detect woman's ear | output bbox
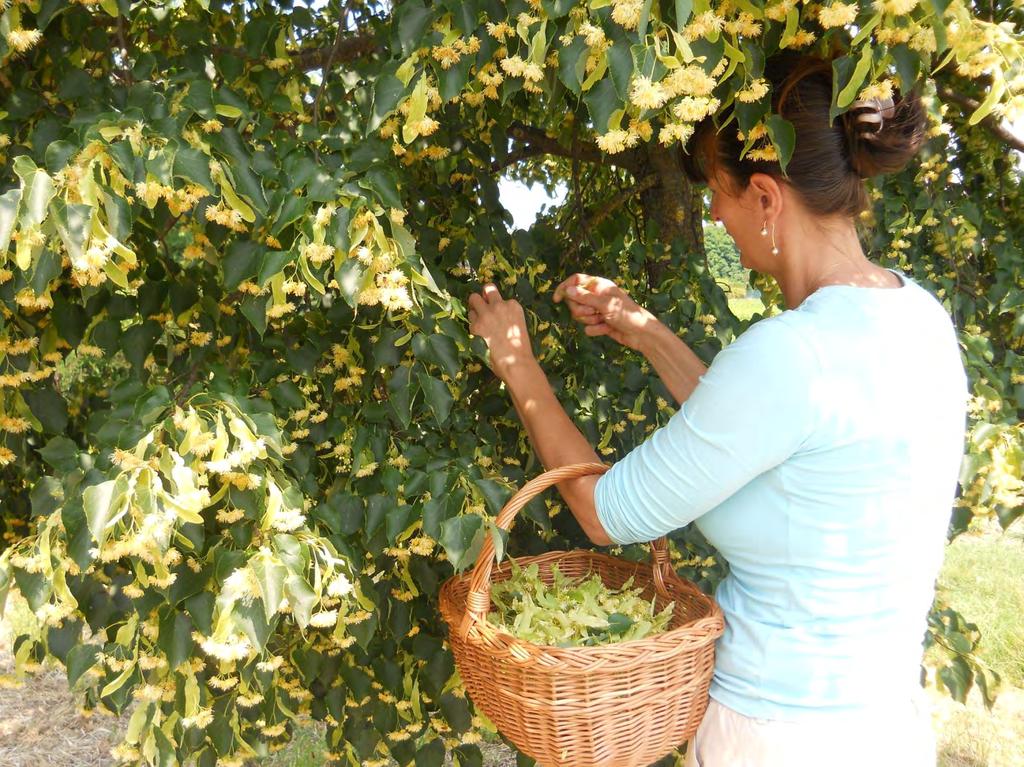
[747,172,784,219]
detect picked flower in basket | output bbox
[439,463,725,767]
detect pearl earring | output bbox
[771,224,779,256]
[760,220,768,236]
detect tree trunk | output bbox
[636,143,706,286]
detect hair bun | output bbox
[842,90,926,178]
[847,97,896,141]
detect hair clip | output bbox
[848,97,896,141]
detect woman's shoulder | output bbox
[720,312,822,374]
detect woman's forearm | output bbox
[503,358,613,546]
[639,322,708,405]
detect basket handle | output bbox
[457,462,676,641]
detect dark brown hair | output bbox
[681,52,927,217]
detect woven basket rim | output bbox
[439,547,724,661]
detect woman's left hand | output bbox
[467,283,535,383]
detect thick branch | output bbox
[290,34,378,70]
[501,122,639,172]
[937,85,1024,153]
[209,34,378,72]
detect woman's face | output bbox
[708,173,770,273]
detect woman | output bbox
[467,54,967,767]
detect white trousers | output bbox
[683,695,936,767]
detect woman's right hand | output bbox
[553,274,662,353]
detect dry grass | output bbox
[0,617,126,767]
[932,686,1024,767]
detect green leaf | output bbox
[13,155,55,228]
[30,476,63,518]
[13,568,50,611]
[121,321,162,375]
[606,612,634,635]
[184,592,215,635]
[38,436,79,473]
[44,140,78,173]
[364,494,390,538]
[889,44,921,91]
[387,364,417,428]
[24,385,69,434]
[489,522,509,563]
[158,610,194,671]
[271,381,305,410]
[675,0,694,27]
[234,599,276,653]
[66,644,101,687]
[30,248,61,294]
[765,115,796,175]
[440,515,486,572]
[829,55,857,122]
[372,74,406,131]
[398,2,433,57]
[173,147,215,191]
[53,297,87,347]
[557,36,590,96]
[607,41,634,102]
[0,189,22,258]
[584,78,620,134]
[84,477,122,546]
[50,200,91,264]
[412,333,461,379]
[335,258,367,308]
[284,573,317,629]
[416,739,446,767]
[416,373,453,426]
[251,556,288,622]
[47,620,82,663]
[836,44,873,110]
[240,294,270,337]
[939,656,973,703]
[363,167,403,209]
[472,477,512,516]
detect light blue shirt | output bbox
[595,273,967,721]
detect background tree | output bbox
[0,0,1021,765]
[702,222,747,288]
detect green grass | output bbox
[933,525,1024,687]
[727,297,764,322]
[261,721,327,766]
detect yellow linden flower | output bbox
[875,0,918,13]
[818,1,858,28]
[673,96,720,122]
[684,11,726,41]
[595,129,633,154]
[579,21,606,46]
[737,78,770,103]
[663,65,717,97]
[857,79,895,102]
[658,122,695,146]
[630,75,670,110]
[6,28,43,55]
[611,0,644,29]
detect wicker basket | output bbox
[438,463,724,767]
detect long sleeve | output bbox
[594,317,821,545]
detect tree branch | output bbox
[312,20,348,161]
[566,174,659,258]
[208,33,378,73]
[290,34,378,70]
[497,122,639,172]
[936,85,1024,153]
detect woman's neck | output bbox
[771,218,898,308]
